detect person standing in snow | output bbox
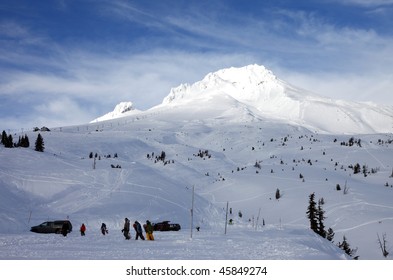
[101,223,108,235]
[80,223,86,236]
[61,221,70,237]
[144,220,154,241]
[122,218,131,240]
[133,221,145,240]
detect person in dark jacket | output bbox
[101,223,108,235]
[61,221,70,237]
[121,218,131,240]
[133,221,145,240]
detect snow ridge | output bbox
[91,101,139,123]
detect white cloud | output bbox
[336,0,393,6]
[0,47,256,130]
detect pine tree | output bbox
[326,227,335,242]
[17,136,22,147]
[306,193,318,233]
[7,134,13,148]
[35,133,45,152]
[353,163,361,174]
[338,235,358,259]
[316,199,326,238]
[275,188,281,200]
[1,130,6,146]
[2,130,13,148]
[24,134,30,148]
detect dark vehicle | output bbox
[30,220,73,234]
[152,221,181,231]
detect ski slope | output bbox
[1,65,392,260]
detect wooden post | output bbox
[190,185,194,239]
[225,201,229,234]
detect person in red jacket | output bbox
[80,223,86,236]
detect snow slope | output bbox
[1,65,392,260]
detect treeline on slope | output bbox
[1,130,44,152]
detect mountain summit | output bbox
[93,65,392,134]
[160,64,393,134]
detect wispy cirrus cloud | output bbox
[334,0,393,6]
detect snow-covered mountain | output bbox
[91,101,140,123]
[160,64,393,134]
[92,65,392,134]
[1,64,393,261]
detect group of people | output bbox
[78,219,154,241]
[122,218,154,241]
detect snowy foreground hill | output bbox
[1,65,393,260]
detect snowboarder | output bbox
[133,221,145,240]
[61,221,70,237]
[122,218,131,240]
[80,223,86,236]
[144,220,154,241]
[101,223,108,235]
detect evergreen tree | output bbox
[326,227,335,242]
[24,134,30,148]
[1,130,13,148]
[306,193,318,233]
[316,199,326,238]
[35,133,45,152]
[7,134,13,148]
[338,235,358,259]
[275,188,281,200]
[353,163,361,174]
[160,151,166,162]
[1,130,7,145]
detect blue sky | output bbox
[1,0,393,130]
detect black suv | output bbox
[30,220,73,234]
[152,221,181,231]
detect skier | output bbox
[101,223,108,235]
[144,220,154,241]
[80,223,86,236]
[133,221,145,240]
[121,218,131,240]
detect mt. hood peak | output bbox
[161,64,393,134]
